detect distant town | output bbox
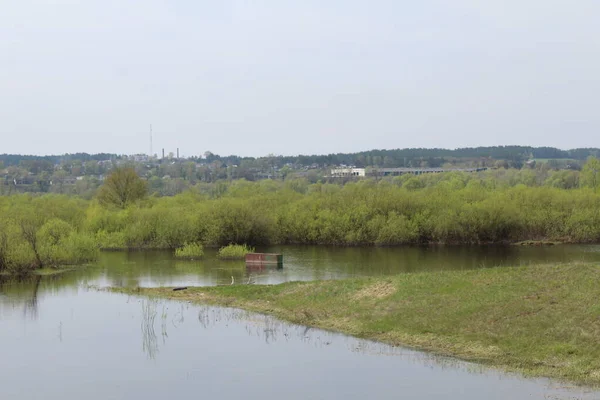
[1,145,598,196]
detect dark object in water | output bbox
[245,253,283,267]
[172,287,188,291]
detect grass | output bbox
[34,267,79,276]
[114,262,600,386]
[174,243,204,259]
[216,244,255,260]
[512,240,563,246]
[0,266,78,276]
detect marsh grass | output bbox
[115,262,600,386]
[141,299,159,359]
[216,244,255,260]
[174,243,204,259]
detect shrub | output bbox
[95,230,127,250]
[60,233,99,264]
[40,230,99,267]
[0,230,9,272]
[154,208,199,249]
[216,244,255,260]
[38,218,74,246]
[375,212,419,245]
[207,199,275,246]
[123,209,158,248]
[174,242,204,259]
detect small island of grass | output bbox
[216,244,255,260]
[174,243,204,259]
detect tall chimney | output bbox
[162,148,165,159]
[177,148,179,159]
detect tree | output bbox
[97,167,147,208]
[19,215,44,269]
[581,156,600,192]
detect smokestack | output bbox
[162,148,165,159]
[177,148,179,159]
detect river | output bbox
[1,245,599,399]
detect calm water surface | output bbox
[1,245,600,399]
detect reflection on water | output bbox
[2,244,600,327]
[3,244,600,314]
[0,286,598,399]
[123,295,597,400]
[140,299,159,359]
[0,275,44,319]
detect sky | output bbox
[1,0,598,157]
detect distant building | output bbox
[131,154,149,163]
[370,167,488,177]
[330,168,366,177]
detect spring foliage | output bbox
[217,244,255,260]
[97,167,147,209]
[3,166,600,273]
[0,195,98,273]
[174,243,204,259]
[87,172,600,246]
[581,156,600,192]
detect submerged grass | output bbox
[216,244,255,260]
[114,262,600,386]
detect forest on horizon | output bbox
[1,145,599,169]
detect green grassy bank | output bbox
[117,263,600,386]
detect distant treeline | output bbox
[165,146,600,168]
[0,153,120,167]
[281,146,600,168]
[2,146,600,169]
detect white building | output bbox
[330,168,366,178]
[131,154,149,162]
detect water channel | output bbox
[2,245,600,399]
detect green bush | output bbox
[174,242,204,259]
[0,229,10,272]
[375,212,419,245]
[42,232,99,266]
[123,208,158,248]
[153,207,200,249]
[0,207,98,273]
[207,199,275,246]
[4,172,600,267]
[95,230,127,250]
[217,244,255,260]
[38,218,74,246]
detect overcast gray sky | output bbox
[1,1,598,157]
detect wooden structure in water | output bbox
[245,253,283,268]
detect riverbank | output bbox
[115,262,600,386]
[0,266,79,277]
